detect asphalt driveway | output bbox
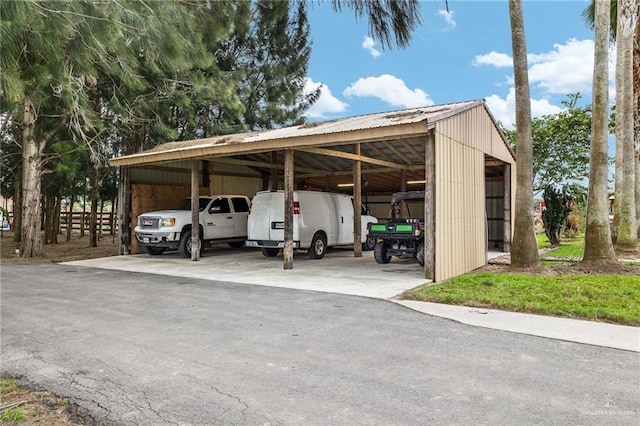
[2,264,638,425]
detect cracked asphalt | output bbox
[1,263,639,425]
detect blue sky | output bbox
[303,0,610,130]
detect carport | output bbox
[110,99,515,282]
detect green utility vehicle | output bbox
[367,191,425,266]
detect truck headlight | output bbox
[160,218,176,227]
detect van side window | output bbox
[210,198,231,214]
[231,197,249,213]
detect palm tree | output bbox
[582,0,639,247]
[613,0,638,250]
[508,0,539,268]
[582,0,617,262]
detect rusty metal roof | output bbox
[111,100,484,166]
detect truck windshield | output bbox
[174,198,209,212]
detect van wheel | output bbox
[178,230,204,258]
[416,242,425,266]
[143,246,166,256]
[363,236,376,251]
[261,248,279,257]
[374,241,391,264]
[308,233,327,259]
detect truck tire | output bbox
[308,232,327,259]
[363,236,376,251]
[143,245,166,256]
[178,230,203,258]
[374,241,391,264]
[261,248,279,257]
[416,242,425,266]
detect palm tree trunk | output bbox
[508,0,539,268]
[582,0,617,262]
[614,0,638,250]
[634,1,640,238]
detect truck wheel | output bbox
[261,248,279,257]
[308,233,327,259]
[228,241,245,248]
[416,242,425,266]
[374,241,391,264]
[363,236,376,251]
[178,230,203,258]
[143,246,166,256]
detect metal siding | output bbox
[130,167,190,185]
[210,175,263,199]
[435,133,486,282]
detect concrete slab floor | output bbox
[64,246,430,300]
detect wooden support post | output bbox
[191,160,201,261]
[424,132,436,280]
[400,169,408,217]
[325,175,332,192]
[118,166,131,255]
[353,143,362,257]
[283,149,294,269]
[503,164,512,253]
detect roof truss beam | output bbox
[296,147,407,170]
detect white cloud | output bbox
[473,51,513,68]
[343,74,434,108]
[362,36,381,58]
[474,39,615,96]
[527,39,596,94]
[438,9,456,30]
[485,88,564,130]
[303,78,348,119]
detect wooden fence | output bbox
[59,212,115,233]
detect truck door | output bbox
[206,197,235,239]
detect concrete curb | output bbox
[393,300,640,352]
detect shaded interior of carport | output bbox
[110,100,516,282]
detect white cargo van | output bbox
[246,190,378,259]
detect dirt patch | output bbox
[483,249,639,275]
[0,376,89,426]
[0,231,119,264]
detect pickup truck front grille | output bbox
[139,217,160,229]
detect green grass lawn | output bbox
[405,273,640,325]
[401,232,640,325]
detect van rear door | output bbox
[248,191,285,243]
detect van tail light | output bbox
[293,201,300,214]
[414,223,421,237]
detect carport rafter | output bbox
[296,146,407,170]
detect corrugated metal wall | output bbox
[433,105,506,281]
[130,160,263,199]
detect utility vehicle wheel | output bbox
[143,246,166,256]
[308,233,327,259]
[363,236,376,251]
[261,247,280,257]
[373,241,391,264]
[178,230,203,258]
[228,241,245,248]
[416,242,425,266]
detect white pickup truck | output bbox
[134,195,250,257]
